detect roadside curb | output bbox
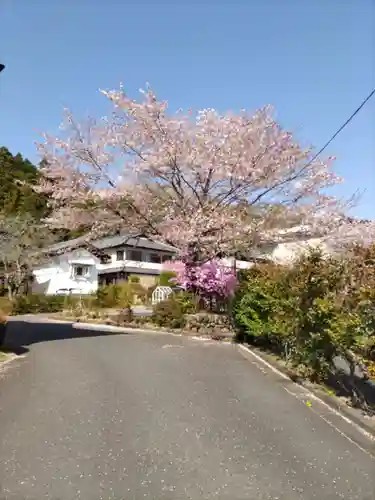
[44,317,188,336]
[43,316,234,339]
[237,343,375,442]
[72,322,234,339]
[13,316,180,336]
[8,314,235,341]
[72,322,182,336]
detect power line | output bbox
[306,87,375,167]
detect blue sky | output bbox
[1,0,374,218]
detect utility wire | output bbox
[306,87,375,167]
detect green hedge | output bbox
[7,294,95,315]
[95,283,135,308]
[12,294,67,315]
[232,247,375,383]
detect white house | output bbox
[32,229,334,296]
[260,219,373,264]
[264,237,332,265]
[32,233,262,296]
[32,234,178,295]
[33,248,100,296]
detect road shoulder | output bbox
[237,343,375,457]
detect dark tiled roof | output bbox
[93,234,176,252]
[47,236,89,253]
[47,233,177,255]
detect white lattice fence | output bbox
[151,286,172,305]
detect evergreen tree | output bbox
[0,147,49,219]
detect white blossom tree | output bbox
[36,84,373,263]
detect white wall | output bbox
[33,250,98,295]
[269,238,330,265]
[33,246,172,296]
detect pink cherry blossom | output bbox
[35,83,374,261]
[165,260,237,299]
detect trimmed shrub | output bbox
[12,294,66,315]
[117,282,134,308]
[232,249,369,382]
[129,282,147,304]
[63,295,97,318]
[96,282,149,307]
[152,297,186,329]
[64,295,96,311]
[95,284,120,308]
[232,272,293,350]
[95,283,134,309]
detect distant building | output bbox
[32,229,341,296]
[32,232,262,295]
[32,234,178,295]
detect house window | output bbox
[129,250,143,261]
[149,253,161,264]
[161,254,173,263]
[116,250,124,261]
[73,265,90,278]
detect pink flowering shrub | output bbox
[165,260,237,310]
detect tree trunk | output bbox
[7,284,13,301]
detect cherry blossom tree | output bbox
[36,83,373,263]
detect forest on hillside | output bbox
[0,146,87,238]
[0,147,86,297]
[0,146,49,219]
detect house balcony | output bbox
[97,260,164,275]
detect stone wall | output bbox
[183,312,234,338]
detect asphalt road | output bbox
[0,321,374,500]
